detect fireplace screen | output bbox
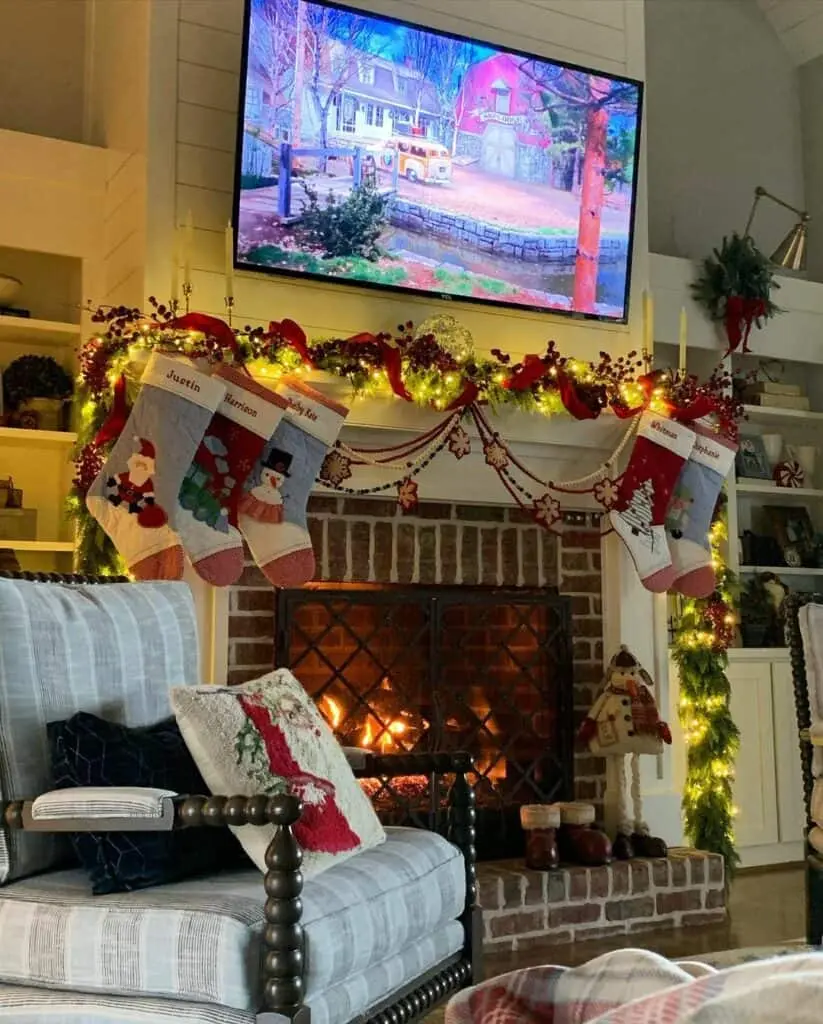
[274,584,574,858]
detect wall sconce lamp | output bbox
[744,186,810,271]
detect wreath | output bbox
[692,232,781,355]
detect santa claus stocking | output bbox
[86,353,225,580]
[238,377,348,587]
[667,423,737,598]
[609,412,695,592]
[175,366,287,586]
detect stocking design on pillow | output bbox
[170,669,385,877]
[237,693,361,854]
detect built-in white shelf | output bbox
[727,647,791,661]
[736,480,823,499]
[6,540,74,553]
[0,427,77,447]
[0,317,81,348]
[742,403,823,425]
[739,565,823,576]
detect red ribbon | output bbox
[344,332,412,402]
[93,373,130,447]
[724,295,767,355]
[167,312,240,358]
[670,396,718,424]
[446,381,479,410]
[556,370,601,421]
[501,354,546,391]
[268,318,313,366]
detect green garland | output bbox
[672,500,740,874]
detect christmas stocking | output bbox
[667,423,737,598]
[609,412,695,592]
[175,366,288,587]
[86,353,226,580]
[238,377,348,587]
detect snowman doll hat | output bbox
[262,447,292,477]
[607,644,655,690]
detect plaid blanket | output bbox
[445,949,823,1024]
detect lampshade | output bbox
[770,219,808,271]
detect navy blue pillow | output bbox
[48,712,242,895]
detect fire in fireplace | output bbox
[274,584,574,858]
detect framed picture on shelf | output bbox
[736,435,772,481]
[763,505,816,567]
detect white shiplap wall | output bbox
[174,0,647,360]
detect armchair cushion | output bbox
[47,713,240,894]
[171,670,385,877]
[0,827,465,1019]
[0,578,199,885]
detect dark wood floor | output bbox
[425,864,806,1023]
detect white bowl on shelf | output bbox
[0,276,22,306]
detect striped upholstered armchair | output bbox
[0,573,480,1023]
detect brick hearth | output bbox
[228,495,607,812]
[479,851,726,950]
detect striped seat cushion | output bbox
[0,924,463,1024]
[0,579,199,885]
[0,827,465,1012]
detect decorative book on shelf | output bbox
[743,382,810,411]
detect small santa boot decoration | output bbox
[578,646,672,860]
[555,802,612,867]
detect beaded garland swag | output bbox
[68,301,745,870]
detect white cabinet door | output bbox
[728,661,780,848]
[771,660,807,847]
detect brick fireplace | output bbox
[226,494,727,944]
[228,494,608,825]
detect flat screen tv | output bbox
[234,0,643,322]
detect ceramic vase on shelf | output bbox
[793,446,817,487]
[762,434,784,468]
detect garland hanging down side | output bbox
[671,495,740,873]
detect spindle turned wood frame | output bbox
[0,572,482,1024]
[785,592,823,946]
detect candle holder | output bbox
[224,295,234,327]
[182,282,193,314]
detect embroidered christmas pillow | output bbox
[170,670,386,877]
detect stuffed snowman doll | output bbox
[577,645,672,859]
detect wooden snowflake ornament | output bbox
[397,477,419,514]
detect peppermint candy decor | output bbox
[773,459,804,488]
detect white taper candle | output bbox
[225,222,235,301]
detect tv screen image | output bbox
[235,0,643,321]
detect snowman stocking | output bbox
[666,423,737,598]
[238,377,348,587]
[609,412,695,592]
[175,366,288,587]
[86,353,225,580]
